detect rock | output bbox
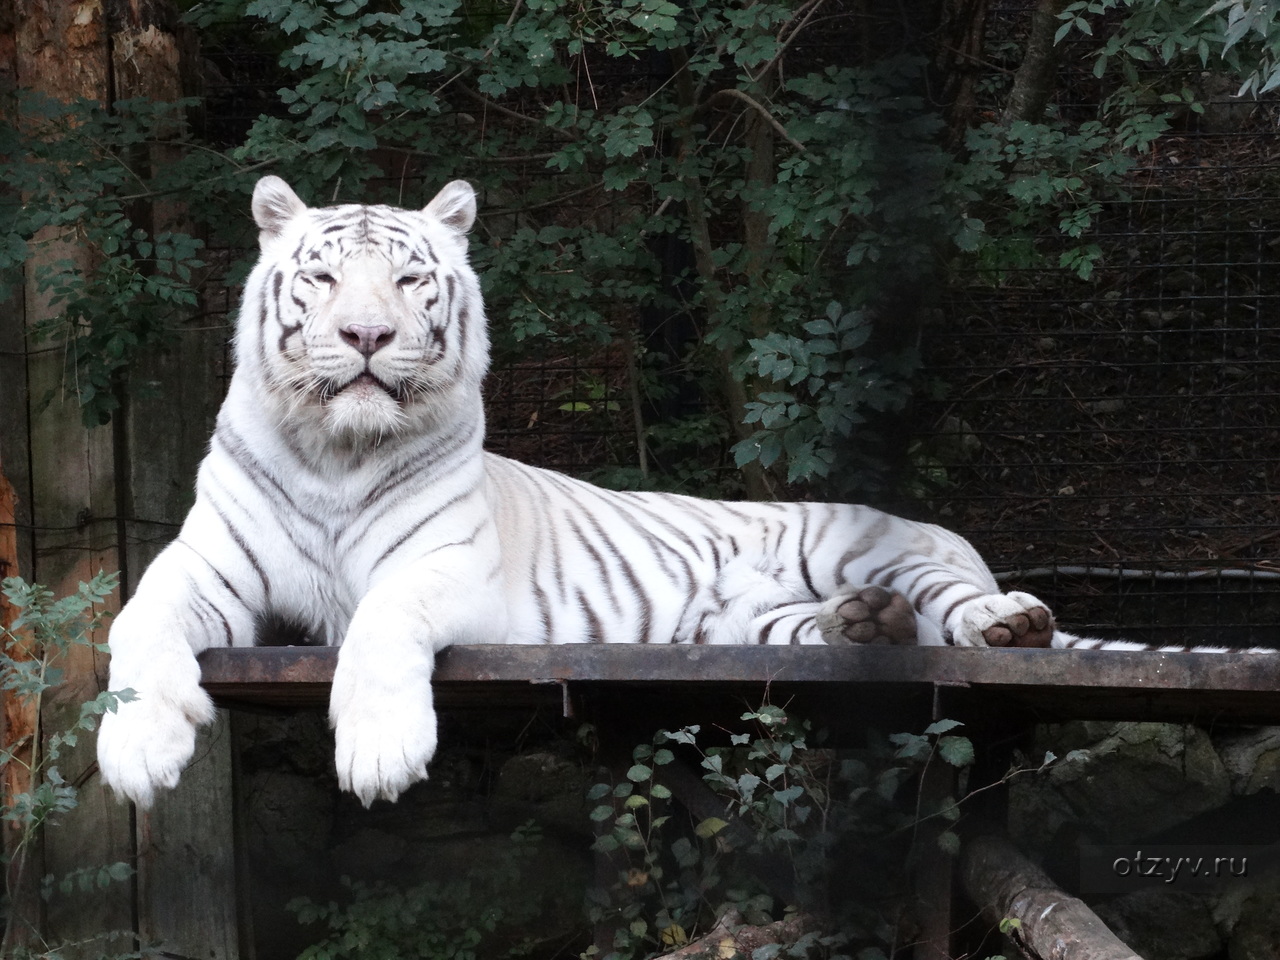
[237,710,335,777]
[1094,888,1222,960]
[241,768,336,959]
[1010,723,1231,852]
[1213,727,1280,795]
[1216,868,1280,960]
[244,769,334,869]
[492,750,593,834]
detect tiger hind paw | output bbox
[817,586,918,645]
[953,591,1054,648]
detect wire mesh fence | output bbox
[914,28,1280,645]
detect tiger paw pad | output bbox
[981,605,1053,648]
[818,586,918,645]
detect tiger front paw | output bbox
[953,591,1054,648]
[818,586,918,645]
[330,665,439,806]
[96,684,217,808]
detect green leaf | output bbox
[659,726,699,746]
[938,736,975,768]
[735,772,762,798]
[591,833,620,853]
[694,817,728,839]
[772,785,804,806]
[889,731,930,760]
[923,718,963,736]
[937,829,961,856]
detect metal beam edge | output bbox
[198,644,1280,694]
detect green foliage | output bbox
[960,116,1138,282]
[952,0,1280,294]
[289,822,547,960]
[215,0,949,495]
[736,302,916,484]
[6,0,950,494]
[0,93,243,426]
[1056,0,1280,95]
[0,573,139,959]
[8,0,1276,492]
[584,705,977,960]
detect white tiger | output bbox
[96,177,1165,809]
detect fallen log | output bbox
[960,832,1144,960]
[652,908,817,960]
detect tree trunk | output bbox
[932,0,992,147]
[669,46,771,499]
[1001,0,1071,125]
[738,103,780,499]
[961,831,1146,960]
[11,3,134,950]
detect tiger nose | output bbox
[339,323,395,357]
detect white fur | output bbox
[99,177,1237,810]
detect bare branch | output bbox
[705,88,807,154]
[454,82,573,138]
[750,0,830,84]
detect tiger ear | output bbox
[424,180,476,234]
[252,176,308,238]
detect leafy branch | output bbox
[0,573,138,959]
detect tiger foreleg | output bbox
[330,603,440,807]
[329,550,507,807]
[97,618,216,807]
[97,551,242,807]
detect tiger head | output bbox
[236,176,489,443]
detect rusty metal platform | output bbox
[198,645,1280,724]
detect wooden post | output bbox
[103,0,240,952]
[11,1,136,949]
[1,8,39,944]
[6,0,238,954]
[0,469,22,808]
[912,742,956,960]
